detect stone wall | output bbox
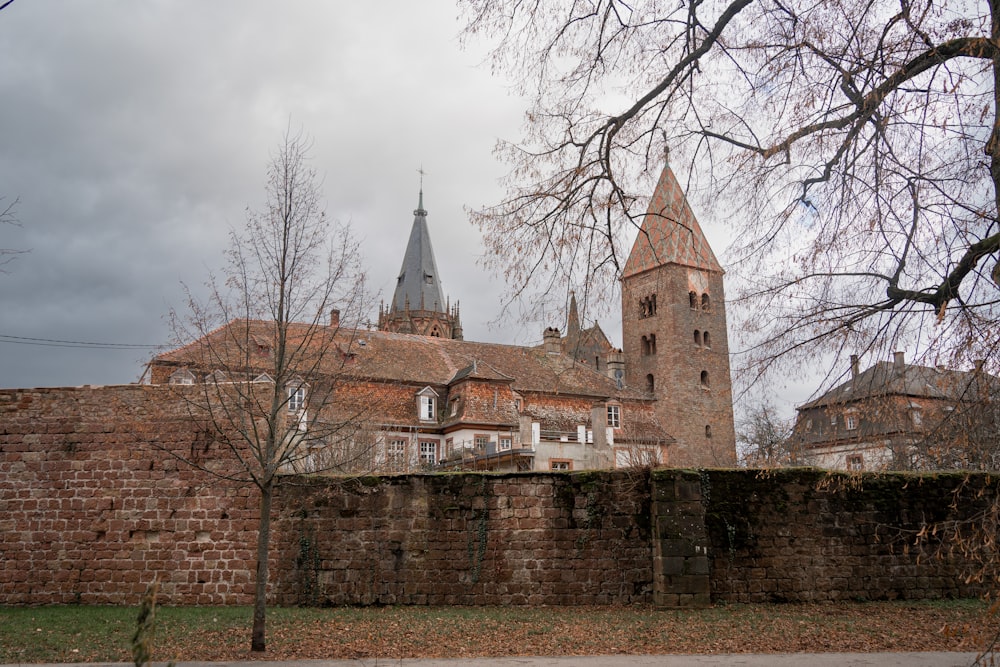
[704,469,994,602]
[1,385,997,606]
[269,472,653,607]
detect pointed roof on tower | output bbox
[622,162,723,277]
[391,188,447,313]
[566,291,581,340]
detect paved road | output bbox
[10,654,986,667]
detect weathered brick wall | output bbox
[0,385,258,605]
[704,469,995,602]
[269,471,654,606]
[2,385,997,607]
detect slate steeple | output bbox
[378,185,462,339]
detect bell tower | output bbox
[620,162,736,466]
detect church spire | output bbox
[566,291,581,340]
[378,176,462,338]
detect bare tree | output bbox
[0,196,25,272]
[459,0,1000,388]
[166,130,367,652]
[737,402,796,467]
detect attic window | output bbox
[169,368,195,385]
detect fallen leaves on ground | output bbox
[152,601,995,662]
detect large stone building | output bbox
[149,163,736,470]
[792,352,999,471]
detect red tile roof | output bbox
[622,162,722,277]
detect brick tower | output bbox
[621,162,736,466]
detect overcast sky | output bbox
[0,1,530,389]
[0,1,801,414]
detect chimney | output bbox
[329,309,340,328]
[606,348,625,385]
[850,354,859,380]
[893,351,905,370]
[543,327,561,355]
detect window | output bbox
[694,330,702,347]
[705,425,712,438]
[689,291,698,309]
[639,294,657,318]
[419,395,437,421]
[700,370,710,388]
[703,331,711,348]
[911,409,923,427]
[169,368,195,385]
[515,398,522,412]
[847,454,864,471]
[830,414,837,427]
[846,414,857,430]
[607,405,621,429]
[387,439,406,470]
[449,397,459,416]
[641,335,650,355]
[701,293,711,310]
[287,385,306,413]
[646,374,655,392]
[648,333,656,354]
[550,459,572,471]
[474,434,490,451]
[419,440,438,466]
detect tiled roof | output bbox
[800,361,997,410]
[153,320,647,399]
[622,162,722,277]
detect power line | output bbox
[0,334,168,350]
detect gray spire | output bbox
[391,190,446,314]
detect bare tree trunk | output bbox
[251,480,273,652]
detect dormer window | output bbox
[169,368,195,385]
[416,387,438,422]
[287,383,306,413]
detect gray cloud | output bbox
[0,0,538,389]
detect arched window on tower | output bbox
[703,331,711,348]
[649,334,656,354]
[694,330,702,347]
[646,374,655,392]
[701,293,711,311]
[700,370,710,388]
[705,425,712,438]
[689,291,698,309]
